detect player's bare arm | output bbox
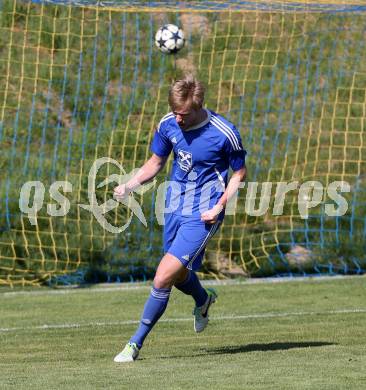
[201,166,247,224]
[113,153,168,199]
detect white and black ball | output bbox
[155,24,185,54]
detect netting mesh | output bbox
[0,0,365,286]
[30,1,366,12]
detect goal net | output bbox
[0,0,365,286]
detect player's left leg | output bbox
[174,270,208,307]
[114,253,186,363]
[175,270,218,333]
[169,217,222,332]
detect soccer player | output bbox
[113,75,247,362]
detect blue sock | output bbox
[130,286,171,348]
[175,271,208,307]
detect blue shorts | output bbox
[163,213,222,271]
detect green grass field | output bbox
[1,276,365,389]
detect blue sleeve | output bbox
[150,122,173,157]
[224,126,246,171]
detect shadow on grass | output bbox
[158,341,335,359]
[203,341,336,355]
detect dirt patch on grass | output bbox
[180,14,211,36]
[176,53,196,75]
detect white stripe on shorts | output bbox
[187,220,221,270]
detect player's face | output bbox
[173,106,200,130]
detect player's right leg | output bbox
[113,342,139,363]
[114,253,187,363]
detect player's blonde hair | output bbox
[168,75,205,111]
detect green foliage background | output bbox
[0,0,365,285]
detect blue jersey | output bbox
[150,109,246,217]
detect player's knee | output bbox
[153,273,173,289]
[174,268,189,285]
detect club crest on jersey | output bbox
[177,149,192,172]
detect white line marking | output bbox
[2,285,151,297]
[1,309,365,333]
[2,275,365,298]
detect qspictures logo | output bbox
[18,158,351,233]
[18,158,154,234]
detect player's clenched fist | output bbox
[201,204,223,224]
[113,184,130,201]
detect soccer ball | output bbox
[155,24,185,54]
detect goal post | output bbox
[0,0,365,286]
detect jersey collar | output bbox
[184,109,211,131]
